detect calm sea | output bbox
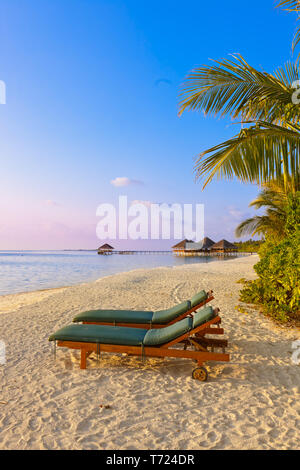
[0,250,241,296]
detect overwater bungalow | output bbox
[200,237,215,251]
[210,239,237,253]
[172,239,211,256]
[97,243,114,255]
[172,239,194,256]
[172,237,237,256]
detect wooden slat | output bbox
[80,350,86,369]
[58,340,229,364]
[198,327,224,336]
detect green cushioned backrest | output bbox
[192,306,215,329]
[151,300,191,324]
[143,317,192,346]
[190,290,208,308]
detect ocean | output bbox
[0,250,241,296]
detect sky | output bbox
[0,0,297,249]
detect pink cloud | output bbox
[44,200,61,207]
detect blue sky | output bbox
[0,0,297,249]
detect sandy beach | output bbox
[0,255,299,450]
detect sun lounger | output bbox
[72,289,214,329]
[49,306,229,381]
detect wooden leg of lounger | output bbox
[189,338,208,352]
[196,328,224,336]
[80,349,87,369]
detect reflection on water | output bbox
[0,250,241,296]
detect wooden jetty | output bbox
[97,238,251,257]
[98,250,172,255]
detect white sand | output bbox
[0,255,299,450]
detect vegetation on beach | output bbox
[179,1,300,322]
[234,240,264,253]
[235,178,299,239]
[239,194,300,322]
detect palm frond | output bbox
[179,6,300,191]
[235,215,286,238]
[235,216,272,237]
[235,179,291,238]
[195,121,300,189]
[278,0,300,10]
[178,54,294,121]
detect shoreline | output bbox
[0,252,258,299]
[0,254,259,316]
[0,254,299,450]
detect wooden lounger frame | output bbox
[81,290,215,329]
[56,313,229,370]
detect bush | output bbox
[234,240,264,253]
[239,193,300,323]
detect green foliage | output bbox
[179,51,300,190]
[239,194,300,323]
[178,1,300,323]
[235,179,298,239]
[285,191,300,234]
[234,240,264,253]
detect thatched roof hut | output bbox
[200,237,215,251]
[172,238,217,253]
[98,244,114,254]
[211,239,237,252]
[172,239,193,250]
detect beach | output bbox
[0,254,299,450]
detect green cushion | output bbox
[73,309,154,324]
[190,290,208,308]
[152,300,191,324]
[192,306,215,329]
[72,290,208,326]
[49,307,216,349]
[143,317,193,346]
[49,324,147,346]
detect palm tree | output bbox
[236,186,287,239]
[178,2,300,192]
[235,176,300,238]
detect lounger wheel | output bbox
[192,367,208,382]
